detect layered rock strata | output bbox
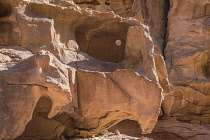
[163,0,210,119]
[0,0,171,139]
[0,0,209,139]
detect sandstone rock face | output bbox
[163,0,210,117]
[74,69,162,136]
[0,0,209,139]
[0,50,72,139]
[160,0,210,139]
[0,0,171,139]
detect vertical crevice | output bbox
[163,0,170,59]
[140,0,149,24]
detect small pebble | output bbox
[115,129,120,135]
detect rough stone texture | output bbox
[73,69,162,136]
[0,0,210,139]
[160,0,210,139]
[0,0,172,139]
[0,50,71,139]
[163,0,210,117]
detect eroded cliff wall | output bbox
[0,0,209,140]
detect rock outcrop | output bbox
[161,0,210,139]
[0,0,171,139]
[163,0,210,119]
[0,0,209,140]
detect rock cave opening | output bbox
[16,97,54,139]
[108,119,142,137]
[75,22,129,63]
[86,31,126,63]
[0,2,11,18]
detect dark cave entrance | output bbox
[75,22,129,63]
[0,2,11,18]
[86,31,126,63]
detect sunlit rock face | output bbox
[0,0,209,139]
[0,0,172,139]
[159,1,210,139]
[163,0,210,116]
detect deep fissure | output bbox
[163,0,171,59]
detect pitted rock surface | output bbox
[0,0,209,140]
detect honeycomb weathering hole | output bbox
[87,31,126,63]
[76,30,127,63]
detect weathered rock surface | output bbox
[163,0,210,118]
[0,0,171,139]
[0,0,209,139]
[0,50,72,139]
[73,69,162,136]
[161,0,210,139]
